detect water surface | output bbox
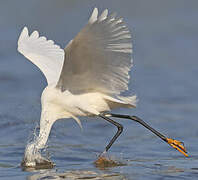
[0,0,198,179]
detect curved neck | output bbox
[35,111,55,150]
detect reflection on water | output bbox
[27,170,127,180]
[0,0,198,179]
[156,165,184,174]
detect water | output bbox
[0,0,198,179]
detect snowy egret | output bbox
[18,8,188,168]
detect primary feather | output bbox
[57,8,133,95]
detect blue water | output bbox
[0,0,198,179]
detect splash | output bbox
[21,141,54,170]
[21,126,54,170]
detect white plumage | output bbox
[18,27,64,85]
[18,8,136,167]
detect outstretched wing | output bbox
[18,27,64,85]
[57,8,133,94]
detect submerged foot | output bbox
[94,151,125,169]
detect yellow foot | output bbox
[166,138,188,157]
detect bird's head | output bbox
[21,139,54,169]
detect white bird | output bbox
[18,8,188,168]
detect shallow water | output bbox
[0,0,198,179]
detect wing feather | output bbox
[57,8,133,94]
[18,27,64,85]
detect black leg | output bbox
[106,113,167,142]
[99,114,123,152]
[103,113,188,157]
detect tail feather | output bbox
[103,94,137,109]
[116,95,137,108]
